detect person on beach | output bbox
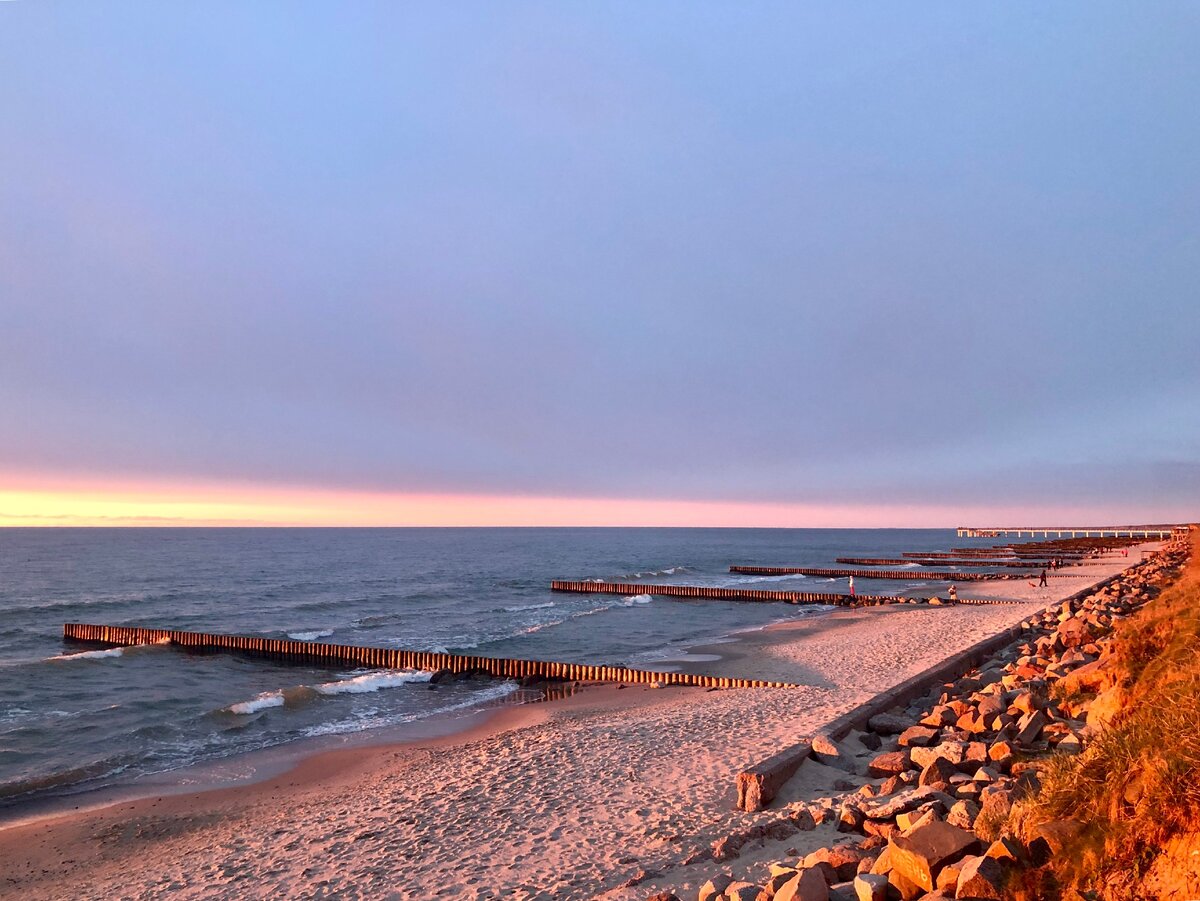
[848,575,855,597]
[948,584,957,603]
[1039,568,1048,587]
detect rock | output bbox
[811,734,854,770]
[909,742,966,770]
[955,853,1005,899]
[984,836,1024,865]
[774,868,830,901]
[859,731,883,751]
[887,821,980,892]
[897,726,938,748]
[935,859,964,891]
[836,805,865,834]
[895,807,936,833]
[645,894,681,901]
[946,799,979,831]
[867,713,911,736]
[725,882,764,901]
[852,874,888,901]
[803,846,866,882]
[766,870,800,895]
[861,786,942,820]
[1086,686,1125,731]
[886,866,925,901]
[918,757,958,788]
[698,874,734,901]
[987,740,1014,768]
[1029,818,1084,858]
[867,750,911,777]
[712,835,743,861]
[861,819,899,840]
[1056,616,1091,649]
[1014,710,1047,746]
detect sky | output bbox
[1,3,1198,527]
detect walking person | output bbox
[1039,568,1048,587]
[948,584,958,603]
[848,575,855,597]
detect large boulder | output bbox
[897,726,938,748]
[1056,616,1092,649]
[955,853,1005,899]
[867,713,911,735]
[887,820,980,892]
[909,741,967,770]
[698,873,734,901]
[774,868,830,901]
[867,750,911,777]
[852,873,888,901]
[724,882,764,901]
[918,756,959,788]
[802,845,867,882]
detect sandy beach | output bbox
[0,552,1149,901]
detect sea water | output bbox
[0,527,977,806]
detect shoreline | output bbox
[0,549,1152,900]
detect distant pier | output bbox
[62,623,796,689]
[727,566,1015,582]
[956,525,1181,539]
[835,557,1049,569]
[549,580,905,606]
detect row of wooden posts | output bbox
[727,565,1014,583]
[548,580,904,607]
[62,623,798,689]
[836,557,1050,568]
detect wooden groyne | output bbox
[549,580,904,607]
[62,623,795,689]
[727,566,1015,582]
[836,557,1048,569]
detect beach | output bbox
[0,550,1148,900]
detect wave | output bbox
[314,670,431,695]
[622,594,653,606]
[47,647,126,662]
[287,629,335,641]
[717,573,807,587]
[227,691,285,715]
[300,681,523,739]
[502,602,555,613]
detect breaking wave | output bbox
[314,670,432,695]
[287,629,335,641]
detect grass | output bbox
[1005,531,1200,900]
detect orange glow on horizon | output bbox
[0,472,1147,528]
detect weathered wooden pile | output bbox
[648,541,1188,901]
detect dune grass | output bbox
[1007,531,1199,900]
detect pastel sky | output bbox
[2,3,1198,526]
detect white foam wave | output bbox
[228,691,285,715]
[503,602,555,613]
[722,573,807,586]
[622,594,653,606]
[314,670,431,695]
[300,681,522,739]
[48,647,126,661]
[287,629,335,641]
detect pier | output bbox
[956,525,1181,539]
[61,623,796,689]
[727,566,1015,582]
[835,557,1049,569]
[549,580,905,606]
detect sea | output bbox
[0,527,983,810]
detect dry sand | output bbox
[0,552,1147,900]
